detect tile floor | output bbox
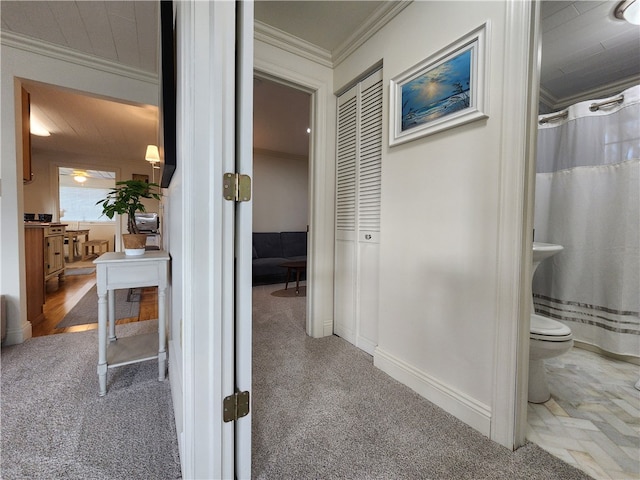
[527,346,640,479]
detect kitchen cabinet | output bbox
[24,224,66,324]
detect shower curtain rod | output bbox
[538,110,568,125]
[539,94,626,125]
[589,94,624,112]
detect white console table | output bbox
[94,251,170,396]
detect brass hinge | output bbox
[223,390,250,422]
[223,173,251,202]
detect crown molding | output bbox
[538,86,557,111]
[540,76,640,111]
[255,21,333,68]
[1,30,158,85]
[253,147,308,162]
[333,0,412,67]
[255,1,411,69]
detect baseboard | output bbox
[334,324,355,345]
[323,319,334,337]
[356,335,376,356]
[1,320,32,346]
[374,347,492,437]
[168,339,184,465]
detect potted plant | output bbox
[96,179,162,256]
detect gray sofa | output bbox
[252,232,307,285]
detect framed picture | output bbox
[132,173,149,183]
[159,0,176,188]
[389,22,489,146]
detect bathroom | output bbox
[526,2,639,479]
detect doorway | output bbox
[21,81,160,337]
[252,73,312,326]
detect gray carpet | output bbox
[252,283,593,480]
[55,286,141,329]
[0,320,181,479]
[270,285,306,297]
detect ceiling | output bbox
[1,1,639,161]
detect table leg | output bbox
[97,290,108,396]
[284,267,291,290]
[295,268,301,295]
[108,289,116,342]
[157,286,167,381]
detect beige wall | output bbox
[253,150,308,232]
[23,150,160,253]
[334,0,534,440]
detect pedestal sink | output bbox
[532,242,564,276]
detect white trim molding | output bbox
[333,0,412,67]
[540,75,640,112]
[0,30,158,86]
[491,0,539,450]
[374,347,492,436]
[255,21,333,68]
[255,1,411,69]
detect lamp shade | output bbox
[145,145,160,163]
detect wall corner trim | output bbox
[0,31,158,85]
[254,21,333,68]
[333,0,412,67]
[374,347,492,437]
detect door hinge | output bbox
[223,173,251,202]
[223,390,250,422]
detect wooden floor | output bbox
[33,264,158,337]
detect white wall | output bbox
[253,150,308,232]
[0,40,158,345]
[334,0,535,444]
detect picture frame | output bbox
[132,173,150,194]
[389,22,489,146]
[159,0,176,188]
[132,173,149,183]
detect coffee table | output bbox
[280,260,307,295]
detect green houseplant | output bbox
[97,179,161,255]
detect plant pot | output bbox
[122,234,147,256]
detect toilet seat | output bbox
[530,314,573,342]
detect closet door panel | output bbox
[334,70,382,352]
[334,85,358,341]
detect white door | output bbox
[234,1,254,477]
[334,70,383,355]
[178,1,253,478]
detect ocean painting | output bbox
[400,49,473,132]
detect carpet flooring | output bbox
[55,286,141,329]
[252,283,593,480]
[0,320,181,479]
[270,285,306,297]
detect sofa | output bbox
[252,232,307,285]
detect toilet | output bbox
[528,242,574,403]
[529,314,573,403]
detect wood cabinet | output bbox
[45,228,65,279]
[25,224,66,324]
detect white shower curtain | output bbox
[534,85,640,358]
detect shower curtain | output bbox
[534,85,639,358]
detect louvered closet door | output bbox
[334,69,383,354]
